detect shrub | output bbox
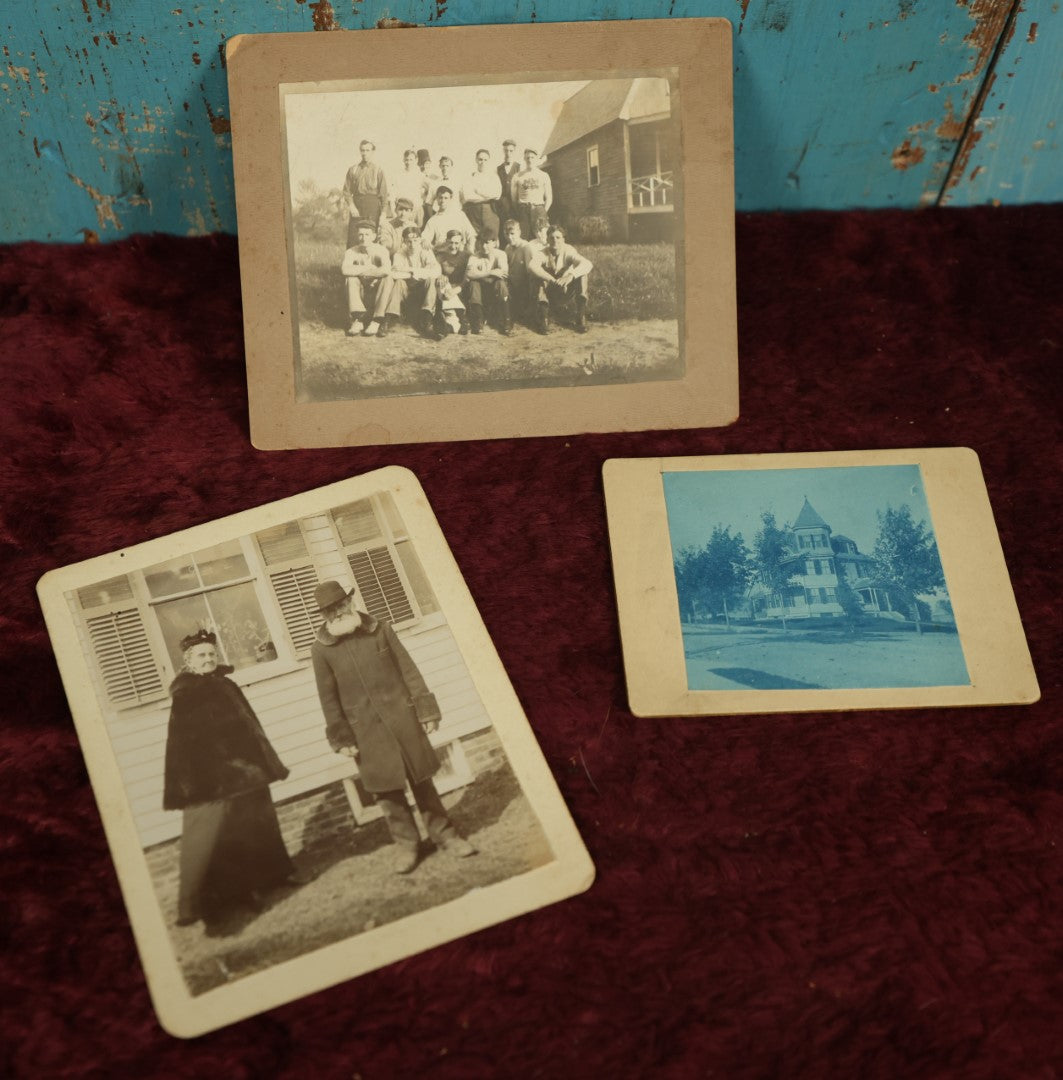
[575,215,611,244]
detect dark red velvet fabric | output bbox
[1,206,1060,1076]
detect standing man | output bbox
[391,149,428,226]
[459,149,503,242]
[341,220,392,337]
[511,148,552,244]
[311,581,476,875]
[343,140,389,245]
[495,139,520,228]
[528,224,593,334]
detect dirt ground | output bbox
[681,622,970,691]
[160,763,553,996]
[296,316,682,401]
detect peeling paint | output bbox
[376,17,419,28]
[1027,22,1038,43]
[935,97,965,140]
[955,0,1015,84]
[192,52,201,65]
[891,138,925,169]
[7,64,31,85]
[309,0,341,31]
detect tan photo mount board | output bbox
[37,466,595,1037]
[228,19,737,448]
[604,448,1040,717]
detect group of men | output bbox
[339,140,593,339]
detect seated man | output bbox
[502,218,535,324]
[434,229,471,335]
[377,198,420,256]
[463,229,511,335]
[527,224,593,335]
[420,187,476,253]
[378,225,441,340]
[341,219,392,337]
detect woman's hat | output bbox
[314,580,353,614]
[180,628,217,651]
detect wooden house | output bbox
[64,490,501,859]
[542,77,676,243]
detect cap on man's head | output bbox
[314,580,353,614]
[394,197,415,212]
[354,219,376,234]
[502,138,517,148]
[180,627,217,652]
[445,228,465,241]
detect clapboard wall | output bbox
[1,1,1059,242]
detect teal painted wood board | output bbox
[1,0,1056,241]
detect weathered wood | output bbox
[0,0,1053,241]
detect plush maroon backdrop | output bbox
[1,206,1060,1077]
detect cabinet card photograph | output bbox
[604,449,1039,716]
[37,467,594,1037]
[228,19,737,448]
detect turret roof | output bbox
[792,497,831,531]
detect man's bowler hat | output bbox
[314,580,353,614]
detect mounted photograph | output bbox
[37,467,593,1037]
[603,449,1039,716]
[228,19,737,447]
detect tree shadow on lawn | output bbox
[708,667,825,690]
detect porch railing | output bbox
[630,171,674,208]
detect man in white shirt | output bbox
[390,150,428,226]
[528,224,593,335]
[459,149,503,243]
[420,188,476,253]
[340,220,392,337]
[463,229,511,336]
[378,225,441,339]
[510,148,553,244]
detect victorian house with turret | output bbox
[748,498,897,622]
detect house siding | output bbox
[548,119,630,242]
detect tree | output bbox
[673,546,706,623]
[752,511,797,631]
[292,180,344,240]
[871,504,945,635]
[699,525,751,629]
[833,574,865,634]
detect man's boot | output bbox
[575,296,588,334]
[469,304,484,335]
[499,299,513,336]
[536,302,551,335]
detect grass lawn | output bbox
[292,230,682,401]
[681,621,970,691]
[160,762,554,996]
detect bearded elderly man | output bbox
[310,580,476,874]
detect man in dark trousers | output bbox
[311,580,476,874]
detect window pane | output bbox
[197,539,250,586]
[78,575,134,610]
[395,540,438,616]
[145,555,200,598]
[257,520,309,566]
[333,499,382,546]
[205,583,272,669]
[378,492,407,539]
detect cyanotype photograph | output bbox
[662,464,969,692]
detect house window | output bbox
[255,520,321,656]
[331,493,438,628]
[587,145,600,187]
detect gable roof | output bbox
[792,498,831,531]
[543,78,671,157]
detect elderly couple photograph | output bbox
[163,580,475,929]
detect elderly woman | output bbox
[163,629,305,926]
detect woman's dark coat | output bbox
[311,613,440,793]
[162,666,290,811]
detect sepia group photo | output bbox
[282,72,684,402]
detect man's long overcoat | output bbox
[311,613,441,793]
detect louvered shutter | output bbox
[256,522,320,655]
[85,608,165,707]
[346,546,414,625]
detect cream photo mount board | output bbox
[603,448,1039,717]
[37,466,594,1038]
[227,18,737,448]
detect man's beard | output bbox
[326,611,361,637]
